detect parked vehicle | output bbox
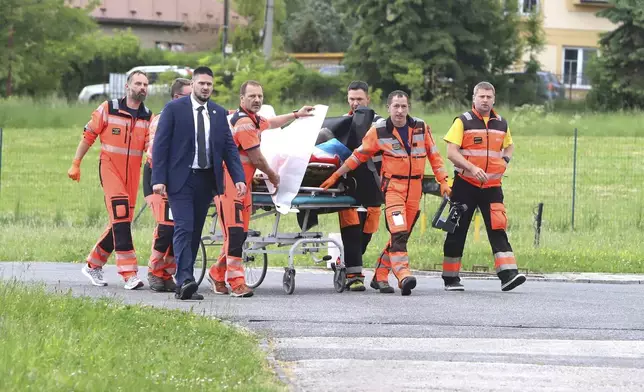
[502,71,567,105]
[77,65,193,103]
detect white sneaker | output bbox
[82,264,107,286]
[124,275,144,290]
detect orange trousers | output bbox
[145,194,176,279]
[373,178,422,285]
[208,170,250,289]
[86,159,140,278]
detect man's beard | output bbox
[195,92,211,103]
[132,91,146,102]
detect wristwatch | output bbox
[502,156,511,164]
[292,110,299,119]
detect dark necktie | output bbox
[197,106,207,168]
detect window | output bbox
[155,41,170,51]
[170,43,185,52]
[563,47,598,87]
[520,0,539,14]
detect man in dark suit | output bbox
[151,66,246,300]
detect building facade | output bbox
[68,0,246,52]
[525,0,615,93]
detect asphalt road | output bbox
[2,262,644,392]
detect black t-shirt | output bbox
[397,124,411,154]
[124,106,139,121]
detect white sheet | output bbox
[258,104,329,214]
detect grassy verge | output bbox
[1,96,643,137]
[0,281,284,392]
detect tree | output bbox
[60,30,171,100]
[522,6,546,74]
[0,0,97,96]
[335,0,523,103]
[231,0,287,54]
[284,0,351,52]
[587,0,644,110]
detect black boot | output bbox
[498,269,526,292]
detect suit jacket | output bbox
[151,96,245,195]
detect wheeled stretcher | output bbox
[195,155,360,294]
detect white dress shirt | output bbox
[190,94,211,169]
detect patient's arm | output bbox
[247,147,279,186]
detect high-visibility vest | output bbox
[83,98,152,183]
[346,116,447,185]
[227,107,270,165]
[454,109,508,188]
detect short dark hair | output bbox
[192,66,213,79]
[240,80,262,95]
[170,78,191,98]
[473,81,496,96]
[127,70,147,84]
[387,90,409,105]
[347,80,369,93]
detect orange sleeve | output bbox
[344,127,380,171]
[232,118,260,151]
[259,116,271,132]
[82,102,107,146]
[146,114,159,164]
[424,123,448,183]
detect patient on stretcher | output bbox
[253,128,352,191]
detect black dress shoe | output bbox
[174,291,204,300]
[175,280,198,300]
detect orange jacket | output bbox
[83,98,152,183]
[227,108,270,171]
[455,108,508,188]
[345,116,448,184]
[145,113,160,166]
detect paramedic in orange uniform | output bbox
[207,80,314,297]
[339,81,384,291]
[322,90,451,296]
[68,71,152,290]
[142,78,192,292]
[441,81,526,292]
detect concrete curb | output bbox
[258,338,296,392]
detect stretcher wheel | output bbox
[195,239,208,287]
[283,268,296,295]
[333,267,346,293]
[243,246,268,289]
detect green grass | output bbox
[1,100,643,273]
[0,281,284,392]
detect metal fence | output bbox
[496,125,644,260]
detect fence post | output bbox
[534,202,544,247]
[571,127,578,230]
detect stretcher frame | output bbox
[196,163,358,294]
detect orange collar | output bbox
[471,106,498,120]
[239,106,260,126]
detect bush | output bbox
[60,31,213,101]
[199,51,349,107]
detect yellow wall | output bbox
[543,0,615,30]
[535,0,616,91]
[540,29,606,76]
[288,53,345,69]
